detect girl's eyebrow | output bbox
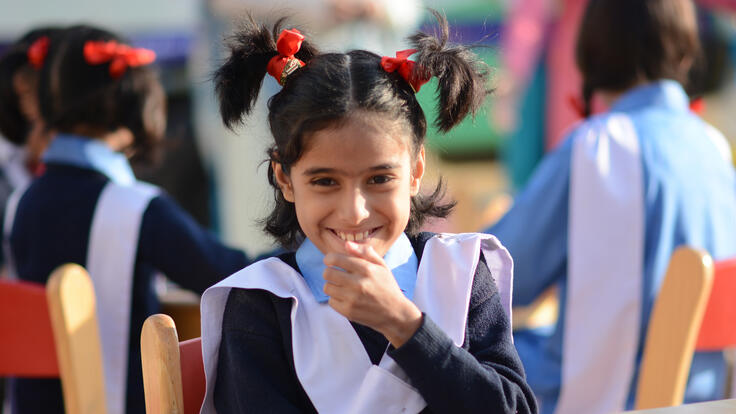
[303,164,399,176]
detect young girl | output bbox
[3,25,250,414]
[199,12,537,414]
[0,27,60,200]
[487,0,736,413]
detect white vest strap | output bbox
[556,115,644,414]
[3,183,30,280]
[87,181,158,414]
[200,232,513,414]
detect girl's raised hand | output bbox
[323,241,423,348]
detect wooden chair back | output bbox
[46,263,108,414]
[0,264,107,414]
[141,313,205,414]
[635,247,714,410]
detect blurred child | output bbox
[486,0,736,413]
[198,12,538,414]
[0,27,60,201]
[3,25,250,414]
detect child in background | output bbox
[3,25,250,414]
[486,0,736,413]
[199,12,537,414]
[0,27,60,201]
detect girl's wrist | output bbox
[380,300,423,348]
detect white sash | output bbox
[200,233,513,414]
[2,183,29,280]
[87,181,159,414]
[555,115,644,414]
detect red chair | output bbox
[695,257,736,352]
[1,264,107,414]
[0,278,59,377]
[141,314,206,414]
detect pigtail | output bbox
[410,10,490,133]
[215,16,318,130]
[215,17,276,129]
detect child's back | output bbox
[4,26,249,414]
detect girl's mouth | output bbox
[329,227,380,242]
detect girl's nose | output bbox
[339,189,370,224]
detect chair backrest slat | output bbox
[0,279,59,377]
[695,257,736,351]
[180,338,205,414]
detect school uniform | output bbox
[2,134,249,414]
[200,232,538,414]
[487,80,736,414]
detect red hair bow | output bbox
[27,36,50,69]
[83,41,156,79]
[267,29,305,86]
[381,49,430,93]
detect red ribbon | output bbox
[267,29,305,86]
[83,41,156,79]
[380,49,430,93]
[27,36,49,69]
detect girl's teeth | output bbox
[336,230,372,241]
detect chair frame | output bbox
[141,313,205,414]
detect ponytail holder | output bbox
[83,40,156,79]
[27,36,50,69]
[267,29,305,86]
[380,49,430,93]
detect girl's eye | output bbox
[311,177,336,186]
[368,175,393,185]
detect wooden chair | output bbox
[1,263,107,414]
[141,313,206,414]
[635,247,714,410]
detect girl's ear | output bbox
[410,145,425,197]
[272,161,295,202]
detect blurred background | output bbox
[2,0,736,256]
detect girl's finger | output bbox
[322,266,353,285]
[345,241,384,265]
[324,253,370,274]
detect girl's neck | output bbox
[597,78,649,108]
[68,126,134,152]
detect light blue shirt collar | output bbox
[295,232,419,303]
[611,79,689,114]
[42,134,136,185]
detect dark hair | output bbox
[38,25,166,161]
[215,11,489,248]
[576,0,700,116]
[0,27,61,145]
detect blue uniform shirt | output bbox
[488,80,736,413]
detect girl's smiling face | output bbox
[273,113,425,257]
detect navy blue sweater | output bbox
[214,233,538,413]
[5,164,249,414]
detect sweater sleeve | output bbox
[214,288,317,413]
[387,254,539,414]
[137,194,250,294]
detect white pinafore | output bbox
[199,233,514,414]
